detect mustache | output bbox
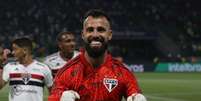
[87,36,105,43]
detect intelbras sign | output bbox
[156,63,201,72]
[169,63,201,72]
[127,64,144,72]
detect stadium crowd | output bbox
[0,0,200,63]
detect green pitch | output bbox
[136,72,201,101]
[0,73,201,101]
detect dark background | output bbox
[0,0,200,65]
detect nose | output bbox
[70,41,75,46]
[91,29,100,37]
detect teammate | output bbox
[0,45,6,66]
[44,32,79,77]
[0,45,11,66]
[0,38,53,101]
[48,9,147,101]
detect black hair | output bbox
[57,31,74,42]
[12,37,33,52]
[83,9,111,23]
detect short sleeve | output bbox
[44,66,53,87]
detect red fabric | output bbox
[48,50,141,101]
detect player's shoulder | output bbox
[3,61,19,69]
[34,60,49,68]
[56,55,81,76]
[4,61,18,66]
[44,52,59,62]
[73,50,80,57]
[112,58,131,71]
[112,58,125,67]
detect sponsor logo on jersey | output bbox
[103,78,118,92]
[56,63,60,66]
[11,85,37,98]
[10,85,23,98]
[21,73,31,84]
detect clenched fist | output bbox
[0,47,11,66]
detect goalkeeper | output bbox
[48,9,147,101]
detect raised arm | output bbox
[0,68,6,89]
[0,48,10,89]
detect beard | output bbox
[84,36,108,58]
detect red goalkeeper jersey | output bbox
[48,50,141,101]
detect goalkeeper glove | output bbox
[60,90,80,101]
[127,93,147,101]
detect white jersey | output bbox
[2,60,53,101]
[44,51,79,76]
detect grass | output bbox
[1,72,201,101]
[136,72,201,101]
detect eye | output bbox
[86,27,94,33]
[97,27,106,33]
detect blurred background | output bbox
[1,0,201,61]
[1,0,201,67]
[0,0,201,101]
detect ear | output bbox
[108,29,112,40]
[23,48,27,54]
[58,42,62,48]
[81,30,84,40]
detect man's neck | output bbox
[59,51,73,61]
[19,55,33,67]
[84,52,107,68]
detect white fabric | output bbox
[2,60,53,101]
[127,93,147,101]
[44,51,79,71]
[60,90,80,101]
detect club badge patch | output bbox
[103,78,118,93]
[21,73,31,84]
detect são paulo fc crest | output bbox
[21,73,31,84]
[103,78,118,93]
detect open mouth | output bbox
[90,40,102,48]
